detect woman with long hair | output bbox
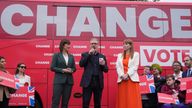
[116,39,142,108]
[15,63,31,87]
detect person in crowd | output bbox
[182,56,192,108]
[15,63,31,87]
[151,63,166,92]
[182,56,192,78]
[160,74,186,108]
[79,38,108,108]
[12,63,31,108]
[172,61,183,80]
[0,56,15,108]
[142,65,152,76]
[141,65,156,108]
[115,39,142,108]
[50,39,76,108]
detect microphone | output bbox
[92,46,96,49]
[91,46,96,55]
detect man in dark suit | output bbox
[182,56,192,78]
[182,56,192,107]
[51,39,76,108]
[79,38,108,108]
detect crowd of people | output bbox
[0,38,192,108]
[0,57,31,108]
[141,56,192,108]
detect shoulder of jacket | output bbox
[134,52,139,55]
[53,52,60,56]
[82,52,89,55]
[25,75,31,79]
[134,52,139,56]
[69,53,74,57]
[117,53,123,57]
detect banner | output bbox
[158,93,180,104]
[9,86,35,106]
[0,71,19,89]
[186,80,192,103]
[139,75,155,94]
[179,77,192,91]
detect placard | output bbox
[139,75,155,94]
[9,86,35,106]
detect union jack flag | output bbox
[146,74,156,93]
[139,74,155,94]
[28,86,35,106]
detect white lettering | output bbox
[1,4,33,35]
[171,9,192,38]
[35,45,50,48]
[70,8,103,37]
[73,45,87,49]
[37,5,67,36]
[109,46,123,49]
[35,61,49,64]
[106,7,136,37]
[139,8,168,38]
[140,46,192,66]
[11,93,27,97]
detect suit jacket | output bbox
[116,52,140,83]
[51,52,76,85]
[182,68,192,78]
[79,52,108,88]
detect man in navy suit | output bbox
[79,38,108,108]
[182,56,192,78]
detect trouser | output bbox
[83,76,103,108]
[51,83,73,108]
[0,91,9,108]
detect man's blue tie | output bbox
[187,69,191,77]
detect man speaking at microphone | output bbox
[79,38,108,108]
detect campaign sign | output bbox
[9,86,35,106]
[139,75,155,94]
[179,77,192,91]
[158,93,180,104]
[0,71,18,89]
[186,80,192,103]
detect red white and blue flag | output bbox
[139,75,156,94]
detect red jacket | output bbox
[160,83,185,102]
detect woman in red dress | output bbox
[116,39,142,108]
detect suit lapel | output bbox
[68,54,72,66]
[58,53,67,66]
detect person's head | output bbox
[15,63,27,75]
[172,61,183,73]
[151,63,162,76]
[183,56,192,68]
[165,74,175,87]
[123,39,134,59]
[143,66,151,75]
[90,38,99,51]
[0,56,6,70]
[59,39,71,53]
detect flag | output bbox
[139,75,155,94]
